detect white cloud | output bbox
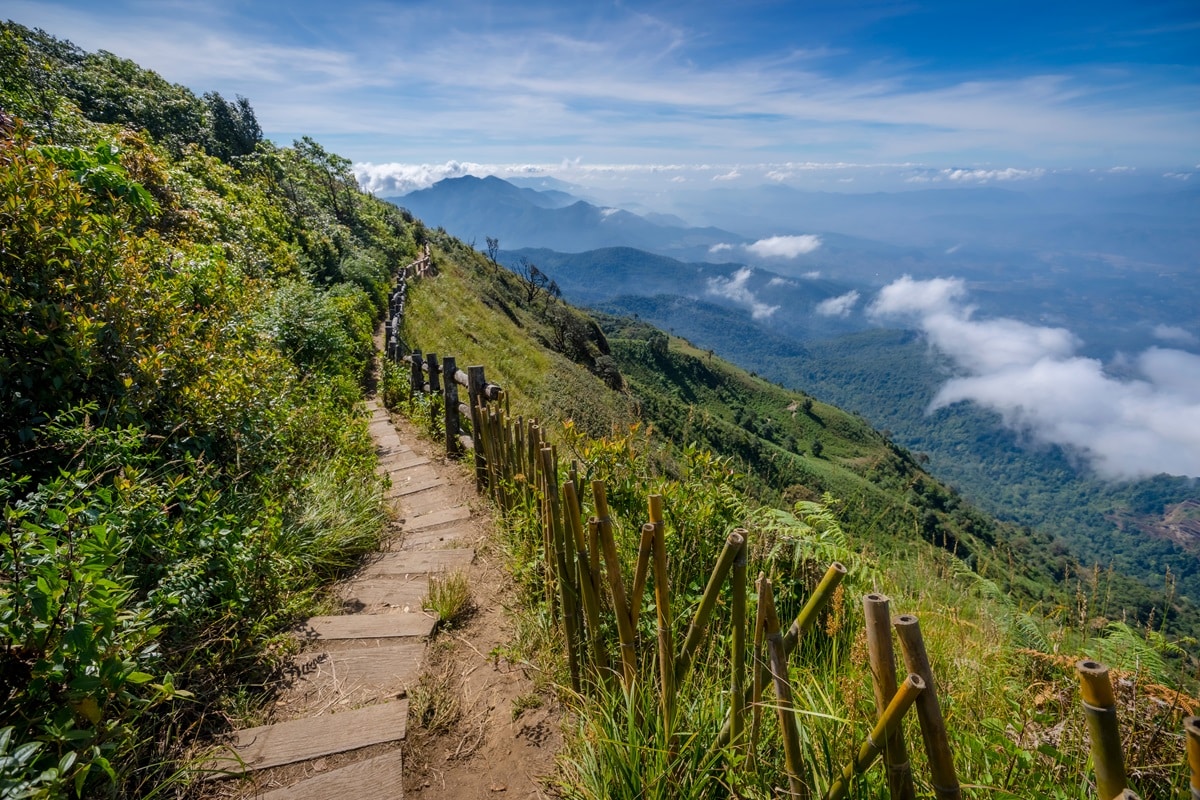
[712,169,742,181]
[816,290,861,318]
[1153,324,1199,346]
[871,276,1200,479]
[708,242,734,254]
[744,234,823,259]
[945,167,1045,182]
[767,277,795,287]
[707,267,779,320]
[802,270,822,279]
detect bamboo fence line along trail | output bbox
[384,264,1182,799]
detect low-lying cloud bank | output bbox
[869,276,1200,480]
[709,234,823,259]
[707,267,779,320]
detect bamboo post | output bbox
[565,480,605,675]
[543,447,582,693]
[730,530,748,749]
[714,561,848,751]
[749,570,767,763]
[675,530,745,686]
[822,675,926,800]
[467,366,487,491]
[893,614,960,800]
[1186,716,1200,800]
[760,574,810,800]
[592,481,637,688]
[783,562,850,653]
[442,357,459,457]
[631,522,654,631]
[649,495,675,733]
[1076,660,1127,800]
[863,594,915,800]
[409,349,423,399]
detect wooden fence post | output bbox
[863,594,915,800]
[1076,660,1128,800]
[894,614,960,800]
[468,366,487,490]
[425,353,439,429]
[409,349,422,399]
[442,356,459,457]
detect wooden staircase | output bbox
[199,399,478,798]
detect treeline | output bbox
[1,21,421,797]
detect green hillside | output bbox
[2,20,1194,798]
[393,231,1194,798]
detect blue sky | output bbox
[6,0,1199,192]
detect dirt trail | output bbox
[199,369,561,796]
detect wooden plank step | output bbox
[199,699,408,778]
[295,613,435,641]
[403,505,470,532]
[395,526,473,551]
[401,488,460,517]
[362,549,475,577]
[339,576,427,610]
[261,750,404,800]
[284,642,424,705]
[379,451,430,471]
[386,474,448,499]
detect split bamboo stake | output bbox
[863,594,915,800]
[893,614,960,800]
[822,674,926,800]
[1186,716,1200,800]
[631,522,655,631]
[749,570,768,765]
[543,447,582,693]
[592,481,638,688]
[760,574,810,800]
[715,562,848,751]
[564,480,605,675]
[675,530,745,686]
[1076,660,1127,800]
[730,529,748,750]
[648,495,675,733]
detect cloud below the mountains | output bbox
[815,290,860,317]
[745,235,823,258]
[869,276,1200,479]
[707,268,779,320]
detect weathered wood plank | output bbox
[295,613,435,641]
[403,505,470,532]
[401,487,460,516]
[361,549,474,577]
[386,474,448,499]
[284,643,424,702]
[260,749,404,800]
[199,699,408,777]
[339,576,427,610]
[380,451,431,471]
[395,526,473,551]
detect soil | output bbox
[390,414,564,799]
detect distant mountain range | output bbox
[389,175,745,257]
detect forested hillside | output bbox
[1,22,426,796]
[2,20,1195,798]
[391,221,1194,798]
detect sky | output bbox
[6,0,1200,194]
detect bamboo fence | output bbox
[384,263,1182,798]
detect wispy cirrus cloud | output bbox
[8,0,1197,168]
[869,276,1200,479]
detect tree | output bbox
[204,92,261,163]
[486,236,500,266]
[810,438,824,458]
[515,257,557,304]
